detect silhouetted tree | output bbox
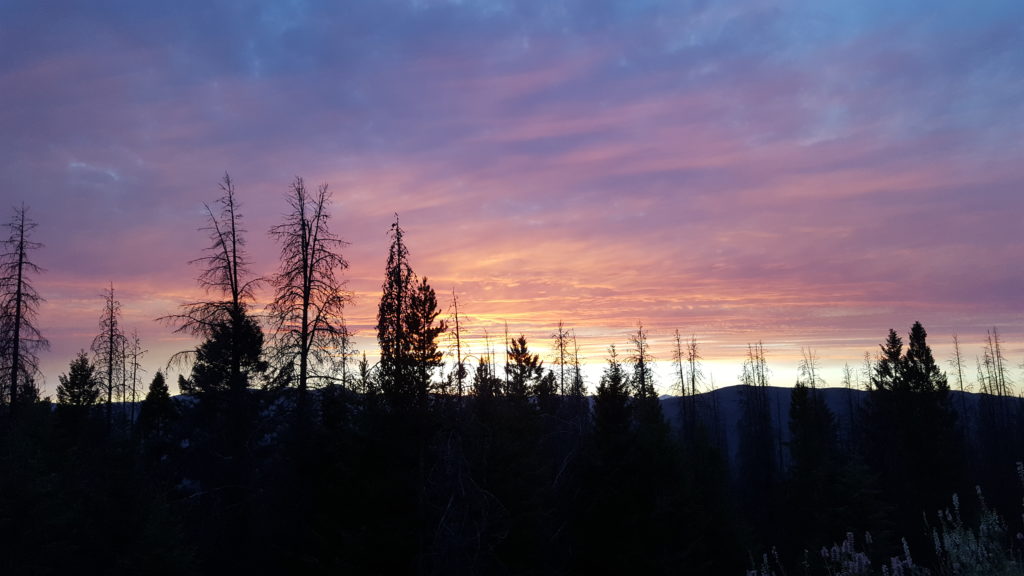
[177,374,194,395]
[0,204,47,410]
[865,321,963,558]
[552,320,571,395]
[783,349,847,557]
[267,177,350,395]
[56,350,101,407]
[407,276,446,400]
[506,334,542,401]
[736,341,778,548]
[189,309,267,395]
[158,174,265,574]
[162,173,263,396]
[674,330,704,441]
[593,344,631,442]
[376,216,445,410]
[471,352,501,403]
[377,215,415,407]
[139,371,175,438]
[125,329,146,426]
[629,322,657,400]
[446,290,467,397]
[91,283,127,426]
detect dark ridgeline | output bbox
[3,185,1024,576]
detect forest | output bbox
[2,176,1023,575]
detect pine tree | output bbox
[594,344,631,441]
[139,371,176,437]
[865,321,964,558]
[506,334,542,401]
[377,216,414,407]
[376,216,445,410]
[56,350,101,407]
[785,350,847,555]
[189,309,267,395]
[406,276,446,401]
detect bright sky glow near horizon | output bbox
[3,1,1023,396]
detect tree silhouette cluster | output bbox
[1,179,1023,575]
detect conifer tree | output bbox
[506,334,542,401]
[376,216,445,409]
[594,344,631,441]
[865,321,963,556]
[56,350,101,407]
[377,216,414,406]
[407,276,446,400]
[139,371,176,437]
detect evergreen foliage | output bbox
[139,371,176,436]
[56,350,100,407]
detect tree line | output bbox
[1,175,1023,575]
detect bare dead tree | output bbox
[267,177,351,394]
[92,283,127,426]
[0,204,48,410]
[127,329,146,425]
[569,329,585,399]
[448,289,467,397]
[552,320,571,395]
[628,321,656,400]
[797,348,824,389]
[160,173,263,394]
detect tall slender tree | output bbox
[448,290,467,397]
[552,320,571,395]
[267,177,351,394]
[92,283,127,425]
[376,216,445,409]
[628,322,656,400]
[0,204,47,409]
[377,215,413,405]
[737,341,777,546]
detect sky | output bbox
[2,0,1023,396]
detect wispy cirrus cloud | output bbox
[2,0,1023,392]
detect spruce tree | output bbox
[377,216,414,407]
[376,216,445,410]
[505,334,542,402]
[865,321,963,558]
[56,350,101,407]
[139,371,176,437]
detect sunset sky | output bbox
[3,1,1023,395]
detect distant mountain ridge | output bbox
[659,385,1019,467]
